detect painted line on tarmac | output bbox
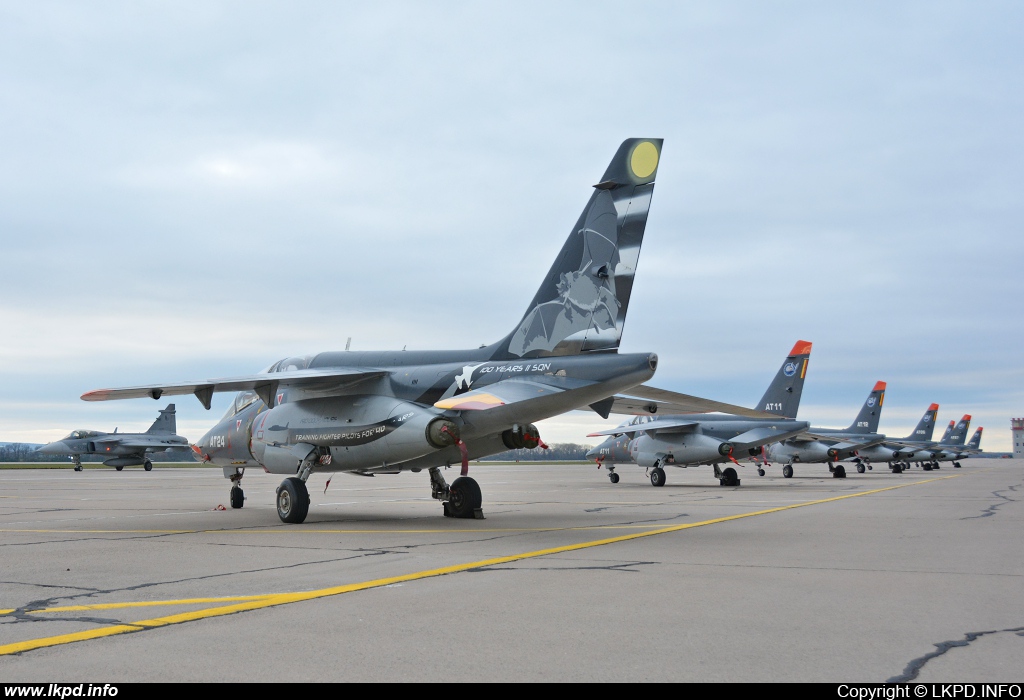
[0,474,960,656]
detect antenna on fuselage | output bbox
[345,337,352,351]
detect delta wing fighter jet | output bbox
[849,403,940,473]
[81,139,766,524]
[37,404,188,471]
[585,341,813,487]
[765,382,888,479]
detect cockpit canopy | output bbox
[219,356,315,421]
[65,430,101,440]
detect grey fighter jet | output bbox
[898,415,974,470]
[764,381,888,479]
[82,139,766,524]
[849,403,940,473]
[36,404,188,471]
[586,341,813,487]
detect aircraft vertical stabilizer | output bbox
[493,138,663,360]
[966,427,983,450]
[903,403,940,441]
[147,404,177,434]
[845,382,886,434]
[755,340,811,419]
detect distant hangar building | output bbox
[1013,418,1024,459]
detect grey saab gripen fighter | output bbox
[81,139,772,525]
[36,404,188,471]
[585,341,814,487]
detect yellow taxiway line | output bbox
[0,475,959,656]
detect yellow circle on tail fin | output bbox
[630,141,659,179]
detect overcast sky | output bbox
[1,2,1021,451]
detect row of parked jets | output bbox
[586,340,984,487]
[29,138,989,524]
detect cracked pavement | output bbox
[0,460,1021,681]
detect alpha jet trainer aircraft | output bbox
[81,139,765,524]
[764,382,888,479]
[902,415,975,470]
[36,404,188,471]
[848,403,940,473]
[585,341,814,487]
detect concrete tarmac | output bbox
[0,459,1021,682]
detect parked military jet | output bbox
[36,404,188,471]
[901,415,973,470]
[585,341,813,487]
[849,403,940,473]
[764,382,888,479]
[81,139,768,524]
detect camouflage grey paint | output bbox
[81,140,667,519]
[36,404,189,468]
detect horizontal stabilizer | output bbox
[607,384,777,419]
[82,368,388,409]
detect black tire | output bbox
[447,476,482,518]
[782,465,793,478]
[834,465,846,479]
[609,472,620,484]
[954,462,962,468]
[757,468,765,476]
[923,464,932,471]
[857,464,866,474]
[115,465,123,472]
[868,464,873,470]
[230,487,244,509]
[276,478,310,524]
[650,467,666,487]
[721,467,738,487]
[74,465,83,472]
[933,463,940,470]
[892,464,903,473]
[144,461,153,472]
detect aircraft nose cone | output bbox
[37,442,66,454]
[586,446,601,462]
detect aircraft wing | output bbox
[82,368,389,409]
[605,385,777,419]
[729,425,803,447]
[587,417,699,438]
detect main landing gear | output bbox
[757,468,765,476]
[828,462,847,479]
[954,461,962,468]
[649,465,667,487]
[713,463,740,487]
[890,462,904,473]
[429,467,484,519]
[144,460,153,472]
[782,464,794,478]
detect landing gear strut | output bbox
[430,466,483,519]
[72,456,83,472]
[713,463,740,486]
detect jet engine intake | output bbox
[718,441,735,456]
[426,418,461,449]
[502,423,541,450]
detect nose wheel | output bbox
[608,471,620,484]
